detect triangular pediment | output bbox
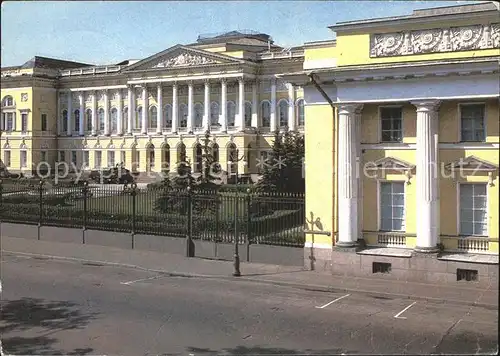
[123,45,245,72]
[445,156,498,172]
[367,157,416,171]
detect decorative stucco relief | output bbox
[370,23,499,57]
[154,52,218,68]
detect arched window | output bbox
[179,104,188,128]
[135,107,142,130]
[110,108,118,134]
[149,106,157,130]
[261,101,271,128]
[164,104,172,129]
[177,142,187,163]
[212,143,219,163]
[123,107,128,132]
[296,99,305,127]
[98,108,105,132]
[62,110,68,132]
[247,143,254,173]
[278,99,289,128]
[210,102,219,126]
[147,144,155,170]
[74,109,80,132]
[194,144,202,172]
[162,144,170,173]
[194,103,203,128]
[244,102,252,128]
[2,96,14,107]
[86,109,92,131]
[227,101,236,127]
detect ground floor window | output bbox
[379,181,405,232]
[459,183,487,236]
[108,151,115,167]
[83,151,89,168]
[20,150,27,168]
[95,151,102,169]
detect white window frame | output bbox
[277,99,289,128]
[20,111,29,133]
[296,98,305,127]
[98,108,105,132]
[20,150,27,168]
[149,105,158,130]
[108,150,115,167]
[110,107,118,134]
[95,150,102,169]
[226,101,236,127]
[377,180,406,232]
[458,102,487,143]
[378,105,404,143]
[244,101,252,127]
[260,100,271,127]
[163,104,172,128]
[457,182,489,237]
[83,150,90,168]
[3,150,11,167]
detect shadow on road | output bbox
[186,346,354,355]
[0,297,97,355]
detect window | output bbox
[74,110,80,132]
[83,151,89,168]
[135,107,142,130]
[95,151,102,169]
[21,113,28,132]
[110,108,118,134]
[261,101,271,128]
[177,143,186,163]
[59,151,65,162]
[210,102,219,125]
[164,105,172,128]
[149,106,157,130]
[244,102,252,128]
[123,107,128,132]
[296,99,305,126]
[194,103,203,128]
[3,112,15,131]
[278,100,289,127]
[227,101,236,127]
[460,184,487,236]
[98,108,105,132]
[2,96,14,107]
[179,104,188,128]
[86,109,92,131]
[194,144,202,172]
[20,150,27,168]
[40,151,47,163]
[108,151,115,167]
[380,107,402,142]
[380,182,405,231]
[41,114,48,131]
[121,151,126,165]
[3,150,11,167]
[71,151,77,165]
[62,110,68,132]
[460,104,485,142]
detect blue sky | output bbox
[1,0,478,67]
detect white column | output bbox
[203,80,211,131]
[117,89,123,135]
[355,106,363,243]
[238,78,245,130]
[79,92,85,136]
[91,91,97,136]
[172,83,178,133]
[66,91,72,136]
[141,85,148,134]
[251,80,258,128]
[127,86,134,135]
[287,83,296,131]
[336,104,361,247]
[187,82,194,133]
[103,89,109,135]
[220,79,227,132]
[270,78,277,131]
[413,100,440,252]
[157,84,163,134]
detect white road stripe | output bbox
[315,294,351,309]
[120,274,165,285]
[394,301,417,319]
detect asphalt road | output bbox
[1,253,498,355]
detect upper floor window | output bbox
[2,96,14,107]
[460,104,485,142]
[278,100,289,127]
[261,101,271,128]
[98,108,105,132]
[135,107,142,130]
[149,106,158,130]
[296,99,305,127]
[3,150,11,167]
[380,181,405,232]
[21,112,28,132]
[123,107,128,132]
[74,110,80,131]
[244,102,252,127]
[164,105,172,128]
[210,102,219,126]
[3,112,15,132]
[194,103,203,128]
[459,183,487,236]
[62,110,68,133]
[86,109,92,131]
[110,108,118,133]
[380,107,402,143]
[227,101,236,127]
[179,104,188,128]
[41,113,48,131]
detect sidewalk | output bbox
[1,236,498,308]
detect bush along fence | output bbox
[0,179,306,249]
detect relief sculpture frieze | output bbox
[370,23,499,57]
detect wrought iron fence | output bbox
[0,179,305,248]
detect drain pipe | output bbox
[307,73,339,245]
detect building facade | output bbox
[1,31,305,181]
[284,1,499,283]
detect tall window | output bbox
[210,102,219,126]
[98,108,105,132]
[123,107,128,132]
[380,107,403,142]
[95,151,102,169]
[149,106,157,130]
[244,102,252,128]
[21,113,28,132]
[62,110,68,132]
[261,101,271,128]
[194,144,202,172]
[177,143,186,163]
[2,112,14,132]
[59,151,65,162]
[278,100,288,127]
[164,105,172,128]
[83,151,89,168]
[460,104,485,142]
[121,151,126,165]
[86,109,92,131]
[40,151,47,163]
[110,108,118,134]
[460,184,487,236]
[3,150,11,167]
[20,150,27,168]
[71,151,77,165]
[108,151,115,167]
[179,104,188,128]
[296,99,305,127]
[380,182,405,231]
[74,110,80,132]
[227,101,236,127]
[135,107,142,130]
[194,103,203,128]
[41,114,48,131]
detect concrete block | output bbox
[410,255,448,273]
[41,226,82,244]
[1,222,38,240]
[331,250,360,266]
[249,244,303,267]
[359,254,411,270]
[195,240,218,260]
[84,229,132,249]
[134,234,186,255]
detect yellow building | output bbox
[1,31,305,182]
[284,1,499,283]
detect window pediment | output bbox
[367,157,415,172]
[445,155,498,172]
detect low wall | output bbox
[0,222,303,267]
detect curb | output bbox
[2,250,497,310]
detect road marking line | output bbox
[315,294,350,309]
[394,301,417,319]
[120,274,165,285]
